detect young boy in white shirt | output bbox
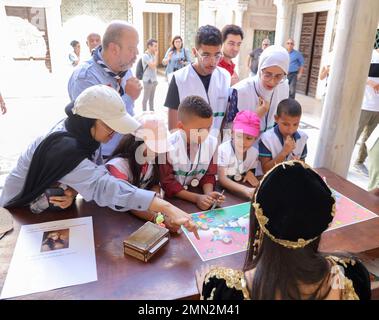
[160,95,225,210]
[259,98,308,173]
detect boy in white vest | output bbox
[160,96,226,211]
[259,98,308,173]
[218,110,261,200]
[164,25,231,139]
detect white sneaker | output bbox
[353,163,369,177]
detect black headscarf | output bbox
[254,161,335,243]
[5,102,100,208]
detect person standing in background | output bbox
[367,124,379,196]
[319,51,333,106]
[319,66,330,105]
[218,24,244,86]
[353,48,379,176]
[68,21,142,159]
[162,36,191,82]
[142,39,159,112]
[69,40,80,67]
[286,38,304,99]
[86,32,102,54]
[247,38,270,77]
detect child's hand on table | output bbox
[243,171,259,187]
[196,194,214,211]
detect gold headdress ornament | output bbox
[252,160,336,250]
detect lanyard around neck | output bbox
[182,143,202,187]
[230,140,245,174]
[253,82,275,132]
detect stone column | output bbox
[199,0,216,26]
[314,0,379,177]
[45,0,64,74]
[273,0,293,46]
[234,2,248,76]
[129,0,145,58]
[234,5,245,27]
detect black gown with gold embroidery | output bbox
[201,256,371,300]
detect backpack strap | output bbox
[181,48,187,62]
[143,64,148,72]
[142,54,151,74]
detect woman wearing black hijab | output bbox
[0,85,199,238]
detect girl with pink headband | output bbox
[218,110,261,199]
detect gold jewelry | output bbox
[252,160,336,249]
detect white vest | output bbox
[232,77,289,133]
[106,157,154,189]
[362,50,379,112]
[260,128,308,160]
[218,140,259,176]
[168,130,218,187]
[175,64,230,138]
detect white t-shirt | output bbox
[362,49,379,112]
[218,140,259,176]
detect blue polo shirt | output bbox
[68,52,135,156]
[288,49,305,73]
[68,52,134,115]
[259,125,307,159]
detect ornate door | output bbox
[143,12,172,68]
[298,11,327,97]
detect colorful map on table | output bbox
[327,189,378,231]
[183,189,378,261]
[182,202,250,261]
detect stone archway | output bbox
[128,0,183,65]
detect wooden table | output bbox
[0,168,378,300]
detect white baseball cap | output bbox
[133,112,173,154]
[72,85,141,134]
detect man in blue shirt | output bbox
[68,21,143,158]
[286,38,304,99]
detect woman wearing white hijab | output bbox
[227,45,290,133]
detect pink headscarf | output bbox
[233,110,261,137]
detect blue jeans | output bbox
[288,72,298,99]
